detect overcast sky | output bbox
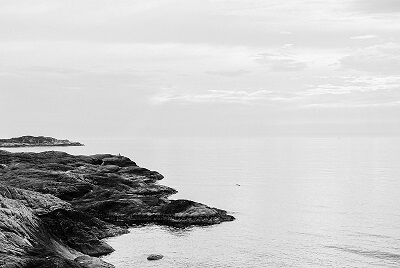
[1,0,400,138]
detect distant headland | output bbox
[0,135,84,147]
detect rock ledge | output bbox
[0,149,234,267]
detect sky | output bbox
[1,0,400,138]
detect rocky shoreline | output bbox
[0,136,84,148]
[0,149,234,268]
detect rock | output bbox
[75,256,115,268]
[0,135,84,147]
[98,164,121,173]
[101,156,136,167]
[147,254,163,261]
[0,149,235,267]
[0,193,83,268]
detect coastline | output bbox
[0,136,84,148]
[0,149,234,268]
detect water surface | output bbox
[6,138,400,267]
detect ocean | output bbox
[6,137,400,267]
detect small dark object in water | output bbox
[147,254,163,261]
[236,183,241,186]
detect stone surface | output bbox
[0,149,234,267]
[0,136,84,148]
[147,254,164,261]
[74,256,115,268]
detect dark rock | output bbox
[40,209,127,256]
[0,192,84,268]
[98,165,121,173]
[147,254,163,261]
[0,135,84,147]
[0,149,234,267]
[101,156,136,167]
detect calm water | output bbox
[6,138,400,267]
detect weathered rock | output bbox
[0,149,234,267]
[40,209,127,256]
[0,194,83,268]
[0,136,84,148]
[147,254,163,261]
[75,255,114,268]
[0,184,123,267]
[101,156,136,167]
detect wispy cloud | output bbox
[152,74,400,107]
[299,75,400,108]
[150,88,296,104]
[303,75,400,96]
[204,69,250,77]
[254,52,307,72]
[339,43,400,74]
[350,35,378,40]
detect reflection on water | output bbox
[5,138,400,267]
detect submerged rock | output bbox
[0,149,234,267]
[147,254,164,261]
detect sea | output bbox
[6,137,400,268]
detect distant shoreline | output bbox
[0,135,84,148]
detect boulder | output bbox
[147,254,163,261]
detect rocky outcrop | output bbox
[0,136,84,148]
[0,150,234,267]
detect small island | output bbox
[0,149,234,268]
[0,135,84,147]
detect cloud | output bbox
[304,75,400,95]
[150,88,296,104]
[204,69,250,77]
[350,35,378,40]
[299,75,400,107]
[152,74,400,107]
[352,0,400,14]
[302,84,354,96]
[339,43,400,74]
[255,53,307,72]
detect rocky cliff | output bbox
[0,136,84,148]
[0,150,234,267]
